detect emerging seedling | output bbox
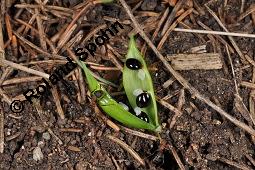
[76,36,161,132]
[123,35,161,132]
[76,60,159,131]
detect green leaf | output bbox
[123,35,160,131]
[76,60,100,93]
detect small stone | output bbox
[141,0,157,11]
[42,132,51,140]
[38,141,45,148]
[88,132,92,137]
[33,147,44,161]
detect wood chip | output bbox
[67,145,81,152]
[167,53,222,70]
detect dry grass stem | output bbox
[161,0,186,35]
[246,154,255,167]
[120,125,158,141]
[119,0,255,136]
[167,144,185,170]
[5,132,21,141]
[0,59,50,78]
[106,135,145,166]
[158,8,193,50]
[47,128,63,145]
[111,155,122,170]
[0,105,4,153]
[13,31,52,57]
[205,5,246,63]
[81,24,107,45]
[142,7,170,55]
[225,45,239,93]
[197,20,234,53]
[35,8,47,51]
[157,97,183,128]
[0,88,12,104]
[0,16,5,59]
[163,78,176,89]
[238,4,255,21]
[173,28,255,38]
[59,128,83,133]
[51,87,65,119]
[219,157,252,170]
[2,76,42,86]
[67,145,81,152]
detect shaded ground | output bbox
[1,0,255,169]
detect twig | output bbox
[205,5,246,63]
[120,125,158,141]
[0,59,50,78]
[197,20,234,53]
[47,128,63,145]
[167,143,185,170]
[2,76,42,86]
[81,24,107,45]
[238,4,255,21]
[106,45,123,70]
[0,67,13,85]
[0,14,4,59]
[59,128,83,133]
[106,135,145,166]
[156,97,183,128]
[67,145,81,152]
[0,105,4,153]
[0,88,12,105]
[158,8,193,50]
[4,14,12,40]
[35,8,47,51]
[173,28,255,38]
[57,2,92,52]
[246,154,255,167]
[6,132,21,141]
[51,87,65,119]
[218,157,252,170]
[118,0,255,136]
[13,31,52,57]
[77,67,86,103]
[111,155,122,170]
[225,45,238,94]
[161,0,186,35]
[226,45,255,125]
[142,7,170,55]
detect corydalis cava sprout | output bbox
[76,60,159,131]
[123,35,161,132]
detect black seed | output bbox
[94,90,104,98]
[126,58,142,70]
[136,92,150,108]
[138,112,149,123]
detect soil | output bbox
[1,0,255,170]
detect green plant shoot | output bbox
[123,35,161,132]
[76,60,158,131]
